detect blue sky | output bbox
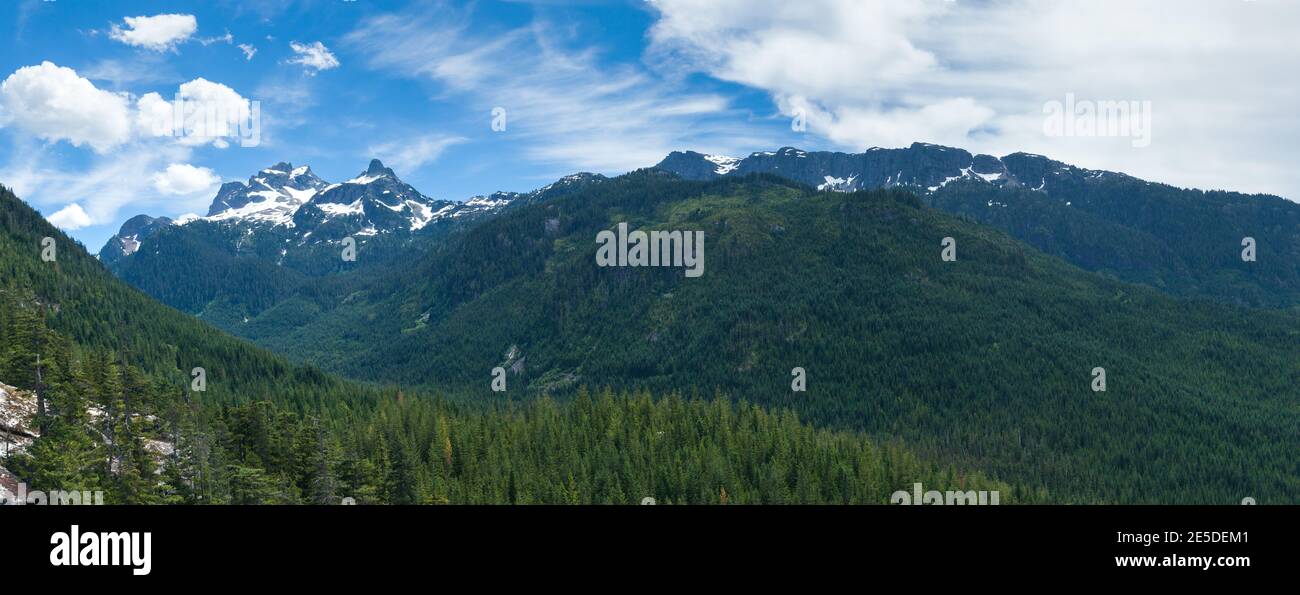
[3,0,1299,250]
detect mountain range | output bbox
[195,168,1300,502]
[102,159,606,262]
[66,142,1300,502]
[8,182,976,505]
[105,142,1300,316]
[657,144,1300,307]
[97,159,606,327]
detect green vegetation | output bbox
[2,183,1009,504]
[929,174,1300,308]
[1,290,1010,504]
[228,172,1300,503]
[0,185,357,406]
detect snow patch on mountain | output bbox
[704,154,740,175]
[344,173,387,186]
[119,235,142,256]
[315,200,365,216]
[818,175,858,191]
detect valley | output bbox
[75,147,1300,503]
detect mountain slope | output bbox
[235,171,1300,503]
[101,162,608,329]
[656,144,1300,307]
[3,182,1018,505]
[99,214,174,266]
[1,184,352,403]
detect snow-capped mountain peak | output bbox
[653,142,1112,197]
[342,159,397,186]
[99,161,610,262]
[205,161,328,226]
[290,159,460,239]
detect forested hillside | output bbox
[105,219,424,331]
[657,145,1300,307]
[0,288,1010,505]
[928,173,1300,307]
[3,183,1004,504]
[0,185,354,405]
[227,171,1300,503]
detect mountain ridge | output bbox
[657,143,1147,194]
[656,142,1300,307]
[100,160,609,262]
[218,170,1300,502]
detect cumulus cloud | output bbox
[0,62,133,152]
[109,14,197,52]
[152,163,219,196]
[0,63,257,227]
[239,44,258,60]
[288,41,340,74]
[646,0,1300,200]
[45,203,94,230]
[136,78,256,148]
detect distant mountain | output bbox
[102,161,608,260]
[99,214,173,266]
[656,144,1020,191]
[98,161,607,328]
[206,161,330,223]
[657,143,1300,307]
[102,159,472,259]
[289,159,454,241]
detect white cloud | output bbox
[80,57,175,88]
[779,95,994,152]
[46,203,94,230]
[0,62,133,152]
[647,0,1300,200]
[367,134,468,175]
[109,14,197,52]
[152,163,219,196]
[1,140,203,230]
[288,41,340,74]
[136,78,256,148]
[346,9,743,173]
[239,44,258,60]
[199,32,233,46]
[0,64,257,228]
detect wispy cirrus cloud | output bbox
[344,6,750,173]
[367,134,468,176]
